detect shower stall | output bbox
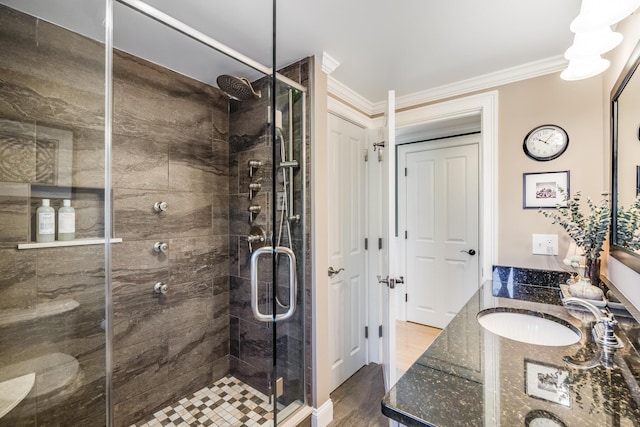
[0,0,310,426]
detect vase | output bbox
[568,277,604,301]
[585,258,601,286]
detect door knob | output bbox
[460,249,476,256]
[328,266,344,277]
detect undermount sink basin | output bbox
[477,308,582,346]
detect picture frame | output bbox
[522,171,570,209]
[524,359,571,407]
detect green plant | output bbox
[539,189,611,262]
[616,196,640,250]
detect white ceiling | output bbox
[2,0,582,104]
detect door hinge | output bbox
[378,325,383,338]
[405,293,408,302]
[405,230,408,239]
[378,238,382,250]
[365,238,368,250]
[365,326,369,339]
[405,167,407,176]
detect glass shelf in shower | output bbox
[17,237,123,250]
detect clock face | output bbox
[523,125,569,161]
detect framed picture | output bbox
[523,171,570,209]
[524,359,571,407]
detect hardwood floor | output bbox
[396,320,441,374]
[328,363,388,427]
[327,321,441,426]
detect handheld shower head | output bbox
[216,75,261,100]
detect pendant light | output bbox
[564,27,623,60]
[570,0,640,33]
[561,55,610,81]
[561,0,640,80]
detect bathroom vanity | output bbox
[381,273,640,426]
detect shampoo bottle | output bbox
[36,199,55,243]
[57,199,75,241]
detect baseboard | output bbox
[311,399,333,427]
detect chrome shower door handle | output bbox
[250,246,297,323]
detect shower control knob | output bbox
[153,242,168,253]
[153,201,168,212]
[248,160,263,178]
[247,234,265,244]
[289,214,301,222]
[154,282,168,294]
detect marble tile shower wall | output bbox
[110,51,230,426]
[0,5,107,427]
[228,75,278,396]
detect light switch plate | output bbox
[532,234,558,255]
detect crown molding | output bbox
[327,55,567,117]
[317,51,341,75]
[327,76,376,116]
[373,55,567,114]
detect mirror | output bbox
[611,39,640,273]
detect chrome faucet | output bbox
[563,297,623,350]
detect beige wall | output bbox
[495,11,640,296]
[496,73,605,269]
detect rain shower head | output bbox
[216,75,261,100]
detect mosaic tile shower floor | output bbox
[132,375,274,427]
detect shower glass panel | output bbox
[271,77,307,423]
[0,0,108,426]
[111,1,307,426]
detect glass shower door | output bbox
[108,0,308,425]
[267,76,308,424]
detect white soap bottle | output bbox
[57,199,76,241]
[36,199,55,243]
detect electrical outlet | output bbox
[532,234,558,255]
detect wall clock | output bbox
[523,124,569,161]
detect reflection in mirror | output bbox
[611,39,640,272]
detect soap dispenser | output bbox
[57,199,75,241]
[36,199,55,243]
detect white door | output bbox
[381,91,397,391]
[400,138,479,329]
[327,113,368,391]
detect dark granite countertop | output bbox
[382,280,640,427]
